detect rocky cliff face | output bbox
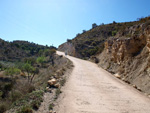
[98,24,150,94]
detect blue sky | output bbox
[0,0,150,47]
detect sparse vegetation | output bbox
[54,88,62,100]
[0,39,56,62]
[59,16,150,59]
[112,30,117,36]
[60,77,66,86]
[49,103,54,110]
[0,103,8,113]
[92,23,97,28]
[23,57,36,66]
[36,56,46,67]
[5,67,21,79]
[22,63,39,83]
[11,90,44,112]
[18,106,33,113]
[0,39,72,112]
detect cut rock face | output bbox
[98,24,150,94]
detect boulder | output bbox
[121,77,125,81]
[54,83,60,88]
[48,78,57,86]
[114,73,121,79]
[133,84,137,89]
[49,110,56,113]
[49,110,53,113]
[46,87,52,92]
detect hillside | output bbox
[58,17,150,58]
[0,38,73,113]
[58,16,150,94]
[0,39,56,61]
[98,19,150,94]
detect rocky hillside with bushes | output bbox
[58,17,150,58]
[0,39,56,61]
[0,39,72,113]
[98,19,150,94]
[58,16,150,94]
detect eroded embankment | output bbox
[98,24,150,94]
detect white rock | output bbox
[48,78,57,86]
[114,73,121,79]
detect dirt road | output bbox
[55,51,150,113]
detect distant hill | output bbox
[0,39,56,61]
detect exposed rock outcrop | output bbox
[98,24,150,94]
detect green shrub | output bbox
[22,63,38,83]
[27,84,35,93]
[1,82,13,98]
[38,49,43,56]
[88,47,98,56]
[112,30,117,36]
[43,49,50,57]
[36,56,46,66]
[60,78,66,86]
[91,42,96,46]
[5,67,21,78]
[10,90,22,102]
[50,49,56,56]
[22,63,35,73]
[44,49,56,57]
[55,88,62,100]
[23,57,36,65]
[18,106,33,113]
[31,100,41,110]
[12,90,43,109]
[49,103,54,110]
[4,82,13,90]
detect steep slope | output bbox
[58,16,150,94]
[98,22,150,94]
[0,38,72,113]
[58,22,121,58]
[58,17,150,58]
